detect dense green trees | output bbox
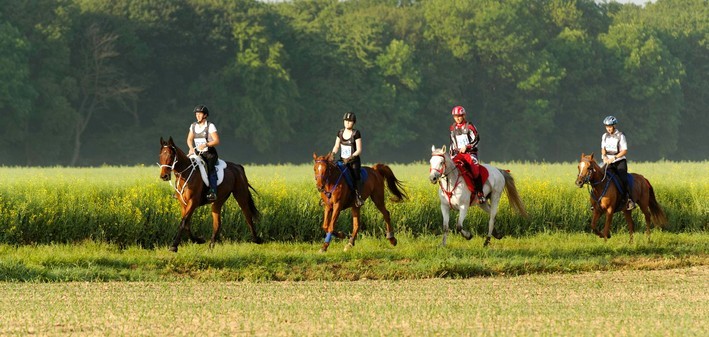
[0,0,706,165]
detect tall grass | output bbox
[0,162,706,246]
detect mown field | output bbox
[1,267,707,336]
[0,162,706,246]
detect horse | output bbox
[575,153,667,242]
[312,152,407,252]
[428,145,528,247]
[158,136,262,252]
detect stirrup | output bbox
[354,192,364,207]
[626,199,636,211]
[476,191,486,204]
[207,190,217,201]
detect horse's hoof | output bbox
[492,229,504,240]
[319,248,327,253]
[483,237,491,247]
[194,237,206,244]
[462,230,472,240]
[335,231,346,239]
[169,246,178,253]
[253,237,264,244]
[388,237,398,246]
[344,243,354,252]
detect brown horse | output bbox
[313,152,407,252]
[575,153,667,242]
[159,137,262,252]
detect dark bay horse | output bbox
[313,152,407,252]
[575,153,667,242]
[159,137,262,252]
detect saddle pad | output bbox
[336,161,368,190]
[188,154,226,187]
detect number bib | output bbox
[341,145,352,158]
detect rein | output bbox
[579,160,611,208]
[158,145,199,205]
[315,159,345,201]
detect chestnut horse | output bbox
[575,153,667,242]
[159,137,262,252]
[313,152,407,252]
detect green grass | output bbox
[1,267,706,336]
[0,232,706,282]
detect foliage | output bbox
[0,0,706,165]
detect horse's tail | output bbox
[646,180,667,227]
[234,164,261,221]
[372,164,408,202]
[500,169,529,219]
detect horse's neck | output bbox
[441,155,460,184]
[589,161,606,186]
[174,147,196,177]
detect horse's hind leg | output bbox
[209,203,224,249]
[345,207,361,251]
[372,189,396,246]
[233,192,263,244]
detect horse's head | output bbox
[576,152,596,188]
[429,145,448,184]
[312,152,335,192]
[159,137,178,181]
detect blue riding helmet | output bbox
[603,115,618,126]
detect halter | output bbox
[315,159,345,201]
[158,145,199,205]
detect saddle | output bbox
[336,161,368,190]
[609,171,635,207]
[453,160,489,195]
[188,154,227,187]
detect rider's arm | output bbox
[187,130,195,154]
[352,138,363,158]
[208,131,220,148]
[331,137,341,157]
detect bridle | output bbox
[429,153,456,178]
[158,145,198,205]
[430,152,462,207]
[578,157,613,207]
[314,159,345,200]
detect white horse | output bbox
[428,145,528,246]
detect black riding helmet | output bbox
[343,112,356,122]
[194,104,209,116]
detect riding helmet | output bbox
[451,106,466,116]
[603,115,618,126]
[193,104,209,116]
[343,112,357,122]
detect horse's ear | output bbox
[442,145,446,153]
[168,136,175,145]
[160,137,165,145]
[590,152,594,160]
[581,152,585,158]
[312,152,317,160]
[431,145,435,153]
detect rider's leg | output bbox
[350,159,364,207]
[470,155,485,204]
[617,159,634,209]
[203,152,218,201]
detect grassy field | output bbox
[1,266,706,336]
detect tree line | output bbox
[0,0,706,166]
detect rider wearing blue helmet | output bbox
[601,116,635,210]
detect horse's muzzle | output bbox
[429,173,440,184]
[161,173,171,181]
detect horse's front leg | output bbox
[320,203,342,253]
[456,204,473,241]
[171,204,198,252]
[589,203,603,238]
[440,201,451,246]
[602,208,614,240]
[345,207,361,251]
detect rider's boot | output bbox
[626,193,636,210]
[474,175,486,204]
[207,172,218,201]
[354,180,364,207]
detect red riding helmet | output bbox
[451,106,466,116]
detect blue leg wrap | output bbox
[324,232,333,243]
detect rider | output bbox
[601,115,635,210]
[331,112,364,207]
[187,104,220,201]
[449,105,485,204]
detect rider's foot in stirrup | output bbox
[207,190,217,201]
[476,191,486,204]
[354,192,364,207]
